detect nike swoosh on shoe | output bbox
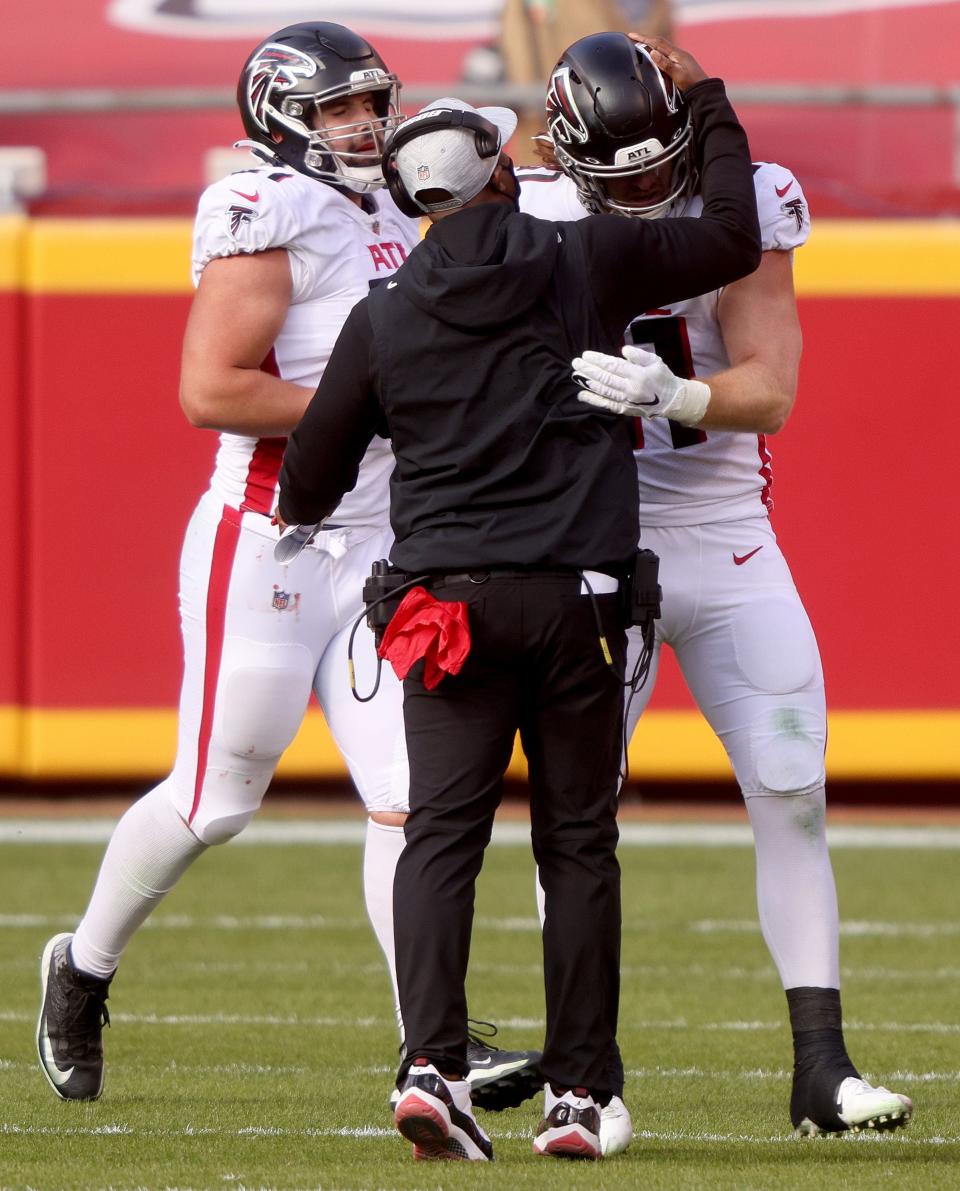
[40,1034,75,1087]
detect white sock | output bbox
[745,788,840,989]
[70,783,207,978]
[363,817,405,1039]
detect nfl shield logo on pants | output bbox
[272,588,291,611]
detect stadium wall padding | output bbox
[3,217,959,781]
[0,217,25,773]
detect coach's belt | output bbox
[431,569,620,595]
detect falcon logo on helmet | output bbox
[236,22,402,193]
[546,67,589,146]
[246,44,318,135]
[545,33,694,221]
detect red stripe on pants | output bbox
[189,505,243,826]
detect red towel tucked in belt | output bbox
[377,586,471,689]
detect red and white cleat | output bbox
[532,1085,602,1160]
[394,1059,493,1160]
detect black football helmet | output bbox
[237,22,402,192]
[546,33,693,219]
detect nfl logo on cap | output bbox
[417,164,431,182]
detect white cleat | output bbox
[599,1094,633,1156]
[533,1085,602,1160]
[795,1076,913,1138]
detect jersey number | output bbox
[626,315,707,450]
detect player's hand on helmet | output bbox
[629,34,708,91]
[573,345,711,426]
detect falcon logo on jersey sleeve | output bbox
[246,44,318,134]
[781,196,806,234]
[228,204,256,236]
[546,67,588,145]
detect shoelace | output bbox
[52,956,111,1053]
[397,1018,511,1064]
[466,1017,501,1053]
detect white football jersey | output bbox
[517,162,810,526]
[192,165,420,528]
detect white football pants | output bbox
[625,516,839,990]
[168,493,408,844]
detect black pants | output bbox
[393,572,626,1097]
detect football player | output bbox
[518,32,913,1152]
[36,21,539,1113]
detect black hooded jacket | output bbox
[279,77,761,572]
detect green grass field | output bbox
[2,816,959,1190]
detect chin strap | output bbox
[232,139,282,167]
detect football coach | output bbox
[277,37,760,1162]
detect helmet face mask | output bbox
[546,34,694,219]
[301,89,399,191]
[238,23,402,192]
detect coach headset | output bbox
[382,107,504,217]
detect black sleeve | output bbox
[578,77,762,335]
[277,299,383,526]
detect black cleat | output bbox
[37,933,112,1101]
[465,1019,542,1112]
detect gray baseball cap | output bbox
[394,97,518,213]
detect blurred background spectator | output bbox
[471,0,673,84]
[468,0,673,156]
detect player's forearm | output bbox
[179,369,314,437]
[695,359,796,434]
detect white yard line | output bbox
[0,912,538,931]
[3,1008,959,1034]
[4,1056,957,1084]
[694,919,960,937]
[1,1120,957,1146]
[8,955,957,982]
[4,912,955,942]
[4,819,960,847]
[626,1066,960,1083]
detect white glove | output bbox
[274,522,321,564]
[573,344,711,426]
